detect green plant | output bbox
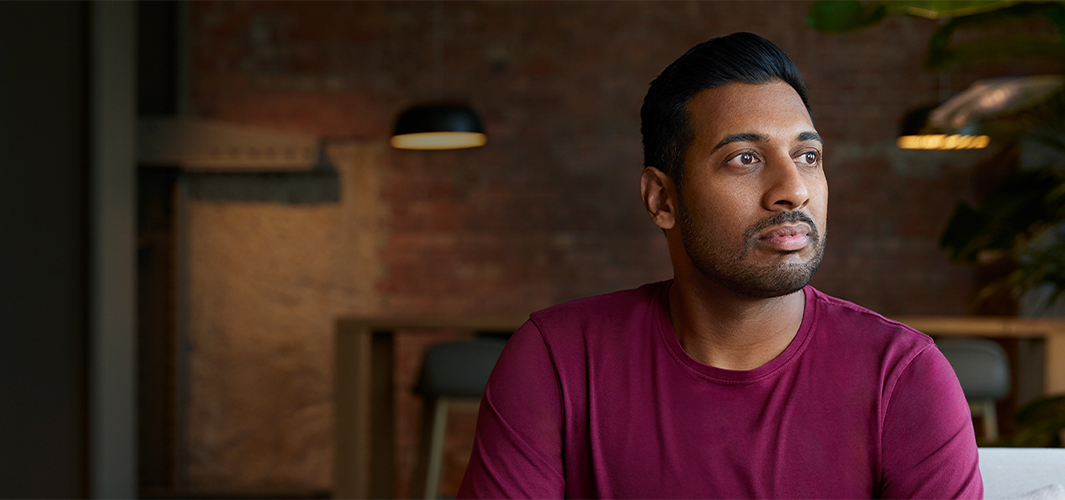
[808,1,1065,70]
[937,79,1065,309]
[1011,394,1065,446]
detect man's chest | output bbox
[561,360,882,498]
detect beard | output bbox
[679,201,826,299]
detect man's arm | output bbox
[457,320,565,499]
[879,344,983,499]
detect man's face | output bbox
[677,80,827,298]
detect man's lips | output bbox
[756,223,811,252]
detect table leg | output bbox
[335,325,370,499]
[336,326,397,499]
[1045,334,1065,395]
[370,332,396,498]
[1015,339,1044,407]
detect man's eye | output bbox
[801,151,819,164]
[737,153,755,165]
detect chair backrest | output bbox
[935,338,1010,400]
[415,338,507,399]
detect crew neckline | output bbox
[654,280,818,384]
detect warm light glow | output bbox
[390,132,487,150]
[978,88,1012,110]
[897,134,990,150]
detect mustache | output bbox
[742,211,819,246]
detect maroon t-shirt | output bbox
[458,281,982,499]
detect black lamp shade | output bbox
[391,104,486,150]
[900,104,937,137]
[395,105,483,134]
[897,103,989,150]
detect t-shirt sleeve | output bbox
[457,319,566,499]
[879,344,983,499]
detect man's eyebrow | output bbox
[711,133,764,153]
[711,131,824,153]
[797,131,823,145]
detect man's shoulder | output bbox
[807,287,934,350]
[528,280,669,335]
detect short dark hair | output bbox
[640,32,811,187]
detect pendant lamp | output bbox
[897,76,1065,151]
[390,104,487,150]
[897,104,990,150]
[390,6,487,151]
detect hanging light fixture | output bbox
[390,4,486,151]
[897,104,990,150]
[390,104,487,150]
[898,76,1065,151]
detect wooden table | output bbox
[333,316,525,500]
[334,315,1065,499]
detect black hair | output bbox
[640,32,811,188]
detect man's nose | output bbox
[762,156,810,211]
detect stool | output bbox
[411,338,507,499]
[936,338,1011,442]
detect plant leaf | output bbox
[939,169,1065,261]
[927,38,1065,71]
[926,2,1065,70]
[885,0,1024,19]
[806,1,887,33]
[1011,394,1065,446]
[1016,394,1065,425]
[940,202,991,261]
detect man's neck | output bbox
[667,277,806,371]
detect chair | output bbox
[935,338,1011,443]
[411,337,507,499]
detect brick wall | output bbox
[184,1,990,494]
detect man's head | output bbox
[641,32,811,189]
[639,33,827,299]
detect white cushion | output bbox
[979,448,1065,499]
[1002,483,1065,500]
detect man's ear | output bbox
[640,166,677,230]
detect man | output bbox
[458,32,981,499]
